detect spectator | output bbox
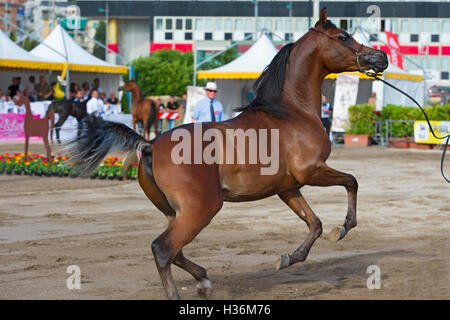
[192,82,224,123]
[27,76,37,101]
[368,92,377,107]
[86,88,108,116]
[70,83,80,100]
[92,78,104,94]
[24,88,35,102]
[0,89,6,102]
[320,94,333,138]
[82,82,90,100]
[7,77,19,99]
[16,77,25,92]
[165,95,180,131]
[106,92,121,114]
[35,76,53,101]
[180,93,187,117]
[157,98,165,134]
[72,89,84,103]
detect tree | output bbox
[199,47,238,71]
[93,21,106,59]
[131,49,194,96]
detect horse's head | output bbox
[311,8,388,74]
[119,79,138,93]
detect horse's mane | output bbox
[234,42,295,118]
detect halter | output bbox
[309,27,365,74]
[309,27,450,183]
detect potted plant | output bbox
[344,104,377,147]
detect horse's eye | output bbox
[339,34,349,41]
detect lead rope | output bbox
[361,68,450,183]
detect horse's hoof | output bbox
[276,253,290,270]
[196,278,213,299]
[328,226,347,242]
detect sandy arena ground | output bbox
[0,142,448,299]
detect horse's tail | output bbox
[67,115,151,173]
[146,101,157,135]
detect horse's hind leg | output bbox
[173,249,212,299]
[276,189,322,270]
[308,162,358,243]
[152,207,219,300]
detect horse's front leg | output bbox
[307,162,358,242]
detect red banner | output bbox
[384,31,403,70]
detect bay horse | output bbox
[53,99,87,144]
[119,80,158,140]
[68,9,388,300]
[14,92,54,162]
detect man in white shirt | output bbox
[192,82,224,123]
[86,89,109,116]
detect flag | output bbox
[385,31,403,70]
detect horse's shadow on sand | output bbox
[179,249,433,299]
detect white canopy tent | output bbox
[0,29,62,94]
[29,25,127,96]
[197,34,279,119]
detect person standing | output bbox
[165,95,180,131]
[27,76,37,102]
[86,89,108,116]
[192,82,223,123]
[157,98,165,134]
[7,77,19,99]
[180,93,187,118]
[320,95,333,138]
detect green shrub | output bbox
[347,104,378,136]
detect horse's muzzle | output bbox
[361,50,389,73]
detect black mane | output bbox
[234,42,295,118]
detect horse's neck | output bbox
[24,101,33,119]
[283,39,328,118]
[131,87,143,104]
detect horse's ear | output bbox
[319,8,327,28]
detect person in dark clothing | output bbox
[320,95,333,139]
[165,95,180,131]
[7,77,19,99]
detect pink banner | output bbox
[0,114,42,142]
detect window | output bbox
[422,20,430,32]
[224,19,232,31]
[380,20,385,32]
[165,32,172,40]
[176,19,183,30]
[196,18,203,30]
[205,19,213,30]
[410,34,419,42]
[275,20,283,31]
[295,19,303,31]
[245,19,253,32]
[185,19,192,30]
[410,20,419,33]
[205,32,212,40]
[185,32,192,40]
[442,72,449,80]
[235,19,244,30]
[442,21,449,33]
[285,19,292,32]
[370,34,378,41]
[431,34,439,42]
[431,21,440,33]
[215,19,222,30]
[390,20,398,33]
[165,19,172,30]
[244,32,253,40]
[401,20,408,32]
[285,33,293,41]
[348,19,356,32]
[442,57,449,71]
[264,19,273,30]
[429,57,439,70]
[340,19,348,31]
[256,19,264,31]
[156,18,163,30]
[224,32,232,40]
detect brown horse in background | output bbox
[14,92,54,161]
[69,9,388,300]
[119,80,158,140]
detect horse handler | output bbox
[192,82,224,123]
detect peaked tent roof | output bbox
[197,34,279,79]
[30,24,127,74]
[0,29,61,71]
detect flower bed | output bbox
[0,153,138,180]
